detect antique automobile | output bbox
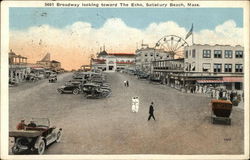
[149,75,162,83]
[48,74,57,83]
[137,72,149,79]
[57,82,80,95]
[9,118,62,155]
[81,82,111,99]
[210,99,233,125]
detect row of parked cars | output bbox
[57,71,112,99]
[123,69,162,83]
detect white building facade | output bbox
[184,44,244,74]
[152,44,244,92]
[184,44,244,90]
[91,50,135,72]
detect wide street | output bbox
[9,72,244,154]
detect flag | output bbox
[185,24,193,40]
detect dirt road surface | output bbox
[9,72,244,154]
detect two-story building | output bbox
[9,50,30,84]
[37,53,62,72]
[91,50,135,72]
[135,46,174,74]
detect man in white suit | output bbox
[135,97,139,112]
[132,97,136,112]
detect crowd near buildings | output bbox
[9,50,64,85]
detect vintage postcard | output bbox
[1,0,249,160]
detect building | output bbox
[135,46,173,74]
[9,50,30,84]
[152,58,184,86]
[37,53,62,72]
[153,44,244,92]
[91,50,135,72]
[184,44,244,90]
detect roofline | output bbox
[186,44,244,48]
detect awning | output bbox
[197,77,243,83]
[197,80,224,83]
[223,77,243,82]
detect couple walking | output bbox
[124,80,129,87]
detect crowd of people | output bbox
[184,84,244,105]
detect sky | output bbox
[9,8,243,70]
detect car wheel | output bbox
[12,145,20,154]
[73,88,79,95]
[57,89,63,94]
[36,140,45,155]
[56,131,62,143]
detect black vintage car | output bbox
[80,83,111,99]
[57,82,81,95]
[48,74,57,83]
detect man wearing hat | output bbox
[16,120,26,130]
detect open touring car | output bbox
[9,118,62,155]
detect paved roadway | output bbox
[9,72,244,154]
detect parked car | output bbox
[80,83,111,98]
[137,72,149,79]
[9,118,62,155]
[48,74,57,83]
[57,82,80,95]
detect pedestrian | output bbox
[219,89,223,99]
[131,97,136,112]
[230,91,234,102]
[126,80,129,87]
[124,80,127,87]
[16,120,26,130]
[148,102,156,121]
[242,92,244,102]
[135,97,139,112]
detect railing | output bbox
[153,69,243,77]
[9,64,28,69]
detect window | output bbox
[203,50,211,58]
[235,50,243,58]
[214,64,222,72]
[224,64,232,72]
[235,82,243,90]
[224,50,232,58]
[185,51,188,58]
[150,53,153,56]
[235,64,243,72]
[145,54,147,57]
[214,50,222,58]
[192,49,196,58]
[202,63,211,72]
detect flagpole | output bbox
[192,24,194,45]
[192,32,194,45]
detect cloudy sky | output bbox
[9,8,243,70]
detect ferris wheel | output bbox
[155,35,189,58]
